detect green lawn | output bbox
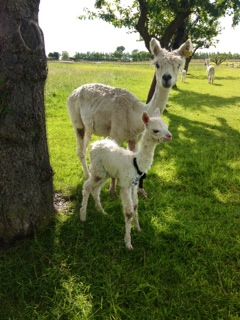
[1,61,240,319]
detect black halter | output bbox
[133,157,147,188]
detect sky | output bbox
[39,0,240,55]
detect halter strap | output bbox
[133,157,147,188]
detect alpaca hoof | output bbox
[80,208,86,222]
[100,209,108,216]
[109,189,117,198]
[136,226,142,232]
[138,188,148,198]
[126,243,134,250]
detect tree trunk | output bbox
[0,0,54,245]
[146,73,156,104]
[184,46,198,73]
[184,56,192,73]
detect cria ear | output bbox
[176,39,193,58]
[142,112,150,125]
[150,38,161,56]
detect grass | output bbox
[1,61,240,319]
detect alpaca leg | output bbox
[132,186,141,232]
[91,178,108,215]
[109,178,117,197]
[76,128,90,178]
[120,187,134,250]
[80,177,94,222]
[82,131,92,178]
[128,140,136,152]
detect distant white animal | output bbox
[68,38,192,184]
[205,59,215,84]
[181,69,187,82]
[80,113,172,250]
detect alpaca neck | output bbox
[136,133,157,173]
[146,82,170,116]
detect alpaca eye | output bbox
[178,64,181,69]
[155,63,160,69]
[153,129,160,133]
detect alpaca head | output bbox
[142,112,172,143]
[150,38,192,89]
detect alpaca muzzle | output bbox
[164,133,172,141]
[162,73,172,88]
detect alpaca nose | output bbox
[162,74,172,82]
[164,133,172,141]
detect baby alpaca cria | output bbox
[80,113,172,250]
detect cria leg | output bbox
[120,187,134,250]
[128,139,147,198]
[91,177,108,215]
[132,186,141,232]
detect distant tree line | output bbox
[48,49,240,62]
[48,47,151,62]
[194,52,240,60]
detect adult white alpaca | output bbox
[205,59,215,84]
[68,38,192,179]
[80,113,172,250]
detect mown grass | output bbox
[1,61,240,319]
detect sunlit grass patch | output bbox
[1,61,240,319]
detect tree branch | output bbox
[161,10,191,49]
[135,0,152,51]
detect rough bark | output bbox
[135,0,152,51]
[184,46,198,72]
[161,11,191,49]
[184,56,191,73]
[0,0,54,245]
[146,73,156,104]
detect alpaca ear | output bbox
[150,38,162,56]
[142,112,150,125]
[175,39,193,58]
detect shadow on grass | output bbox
[52,112,239,319]
[171,88,240,110]
[187,74,240,81]
[1,114,240,320]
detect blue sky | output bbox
[39,0,240,55]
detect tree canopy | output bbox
[80,0,240,51]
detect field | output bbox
[1,61,240,319]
